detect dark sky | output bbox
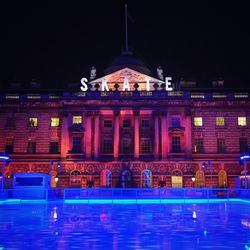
[1,1,250,89]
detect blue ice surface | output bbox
[0,199,250,249]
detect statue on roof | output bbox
[90,66,96,80]
[157,66,164,80]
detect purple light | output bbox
[240,154,250,160]
[0,156,9,161]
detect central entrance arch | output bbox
[120,169,133,188]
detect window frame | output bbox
[51,117,60,127]
[194,117,203,127]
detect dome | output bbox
[104,51,151,75]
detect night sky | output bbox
[1,1,250,89]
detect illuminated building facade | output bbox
[0,53,249,188]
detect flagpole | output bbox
[125,4,128,52]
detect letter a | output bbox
[122,77,130,91]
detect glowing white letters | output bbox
[101,79,109,91]
[80,78,88,91]
[165,77,173,91]
[80,76,173,92]
[122,77,130,91]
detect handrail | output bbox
[0,188,249,201]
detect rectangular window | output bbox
[194,139,204,153]
[238,117,247,126]
[217,138,226,153]
[51,118,60,127]
[72,137,82,153]
[5,138,14,154]
[172,136,181,153]
[5,117,16,128]
[29,117,38,127]
[121,137,132,153]
[140,138,152,154]
[171,117,181,127]
[123,119,131,128]
[239,138,248,153]
[102,138,113,154]
[194,117,203,126]
[49,142,59,154]
[216,117,225,126]
[27,141,36,154]
[73,116,82,124]
[141,119,150,128]
[103,120,112,128]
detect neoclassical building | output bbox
[0,52,249,188]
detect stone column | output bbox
[161,111,168,160]
[185,109,192,158]
[84,111,92,160]
[154,111,159,160]
[60,112,69,158]
[113,110,120,160]
[134,109,140,160]
[94,111,100,160]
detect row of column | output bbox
[60,109,192,160]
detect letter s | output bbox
[80,78,88,91]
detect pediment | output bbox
[90,67,164,91]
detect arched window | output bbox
[218,170,227,188]
[70,170,82,187]
[120,169,132,188]
[195,170,204,187]
[171,170,183,188]
[141,169,152,188]
[101,169,112,187]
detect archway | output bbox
[141,169,152,188]
[171,169,183,188]
[70,170,82,187]
[120,169,133,188]
[218,170,227,188]
[195,170,204,187]
[101,169,112,187]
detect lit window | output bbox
[194,117,203,126]
[238,117,247,126]
[73,116,82,124]
[51,118,60,127]
[123,119,131,128]
[216,117,225,126]
[29,117,38,127]
[104,120,112,128]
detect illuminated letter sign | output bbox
[101,79,109,91]
[80,76,173,92]
[122,77,130,91]
[80,78,88,91]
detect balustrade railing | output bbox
[0,188,250,202]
